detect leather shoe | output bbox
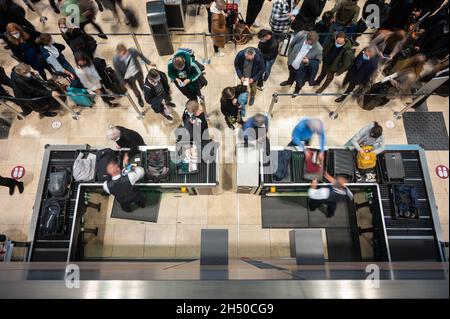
[280,81,293,87]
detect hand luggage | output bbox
[380,152,405,183]
[303,149,324,181]
[48,169,70,197]
[67,87,95,107]
[274,149,292,181]
[233,13,253,45]
[329,149,355,181]
[357,146,377,169]
[393,184,419,219]
[123,7,139,28]
[145,149,170,182]
[279,33,293,57]
[39,198,66,237]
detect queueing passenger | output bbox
[10,63,60,117]
[210,0,227,58]
[289,118,325,161]
[74,51,119,108]
[280,31,323,95]
[314,11,334,45]
[61,0,108,39]
[103,161,146,213]
[308,172,353,218]
[257,29,279,90]
[0,175,24,196]
[241,113,270,155]
[313,32,355,94]
[220,85,247,130]
[113,43,155,107]
[0,0,36,48]
[36,33,76,80]
[106,125,147,162]
[245,0,266,28]
[5,23,50,80]
[234,47,265,106]
[291,0,326,32]
[58,17,97,58]
[345,122,385,155]
[329,0,360,36]
[168,50,204,101]
[269,0,291,39]
[144,68,175,122]
[334,46,379,103]
[182,99,209,142]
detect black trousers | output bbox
[245,0,265,26]
[308,198,337,218]
[120,192,146,212]
[80,20,105,35]
[125,72,144,101]
[0,176,18,189]
[315,66,336,91]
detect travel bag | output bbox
[393,184,419,219]
[274,149,292,181]
[48,169,70,197]
[39,198,66,237]
[357,146,377,169]
[145,149,170,182]
[303,149,324,181]
[233,14,253,45]
[279,33,293,57]
[67,87,95,107]
[380,152,405,183]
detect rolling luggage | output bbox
[329,149,355,181]
[67,87,94,107]
[380,152,405,183]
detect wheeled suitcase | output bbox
[328,149,355,181]
[380,152,405,183]
[279,33,293,57]
[67,87,94,107]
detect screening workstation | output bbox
[236,143,447,265]
[26,143,219,262]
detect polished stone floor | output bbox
[0,0,448,258]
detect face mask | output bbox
[60,27,68,33]
[11,32,20,39]
[363,53,370,60]
[335,42,344,48]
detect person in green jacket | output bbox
[312,31,355,94]
[167,49,204,100]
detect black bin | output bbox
[146,0,174,56]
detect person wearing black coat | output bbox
[381,0,418,31]
[335,47,379,103]
[0,66,34,117]
[416,4,449,60]
[291,0,326,32]
[58,17,98,58]
[245,0,267,28]
[144,68,175,122]
[220,85,246,129]
[257,29,279,88]
[0,175,24,196]
[106,125,146,160]
[182,99,209,142]
[10,63,60,117]
[0,0,36,47]
[354,0,389,43]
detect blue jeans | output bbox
[258,58,276,85]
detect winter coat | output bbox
[211,11,227,48]
[291,0,326,31]
[322,36,355,75]
[61,28,97,57]
[234,48,265,81]
[344,51,379,86]
[143,70,171,113]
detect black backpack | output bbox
[48,169,70,197]
[145,149,170,182]
[40,199,66,237]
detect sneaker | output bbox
[228,124,235,130]
[214,52,225,57]
[249,96,255,106]
[256,85,263,91]
[162,113,174,123]
[280,80,293,87]
[252,19,261,27]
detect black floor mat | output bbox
[403,112,449,150]
[111,190,162,222]
[261,196,309,228]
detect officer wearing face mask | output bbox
[335,46,379,103]
[313,31,355,94]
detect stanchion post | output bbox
[131,33,150,72]
[0,100,26,120]
[127,93,145,120]
[392,95,426,120]
[329,95,348,120]
[202,32,211,65]
[54,96,81,120]
[268,93,278,118]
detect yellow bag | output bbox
[357,146,377,169]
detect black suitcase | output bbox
[328,149,355,181]
[380,152,405,183]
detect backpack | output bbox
[274,150,292,181]
[40,199,66,237]
[357,146,377,169]
[145,149,170,182]
[48,169,70,197]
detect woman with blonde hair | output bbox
[6,23,50,80]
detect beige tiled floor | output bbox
[0,1,448,258]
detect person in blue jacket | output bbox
[241,113,270,154]
[234,47,265,106]
[289,118,326,160]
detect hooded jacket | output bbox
[322,36,355,75]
